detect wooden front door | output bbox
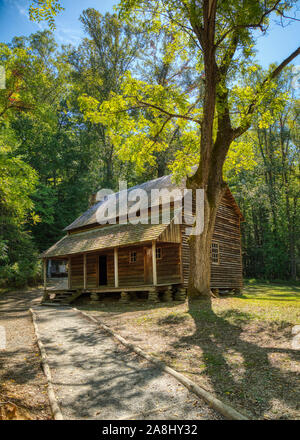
[144,247,153,284]
[98,255,108,286]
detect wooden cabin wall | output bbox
[70,255,83,289]
[86,254,97,289]
[156,243,182,285]
[159,221,181,243]
[118,246,145,286]
[70,251,114,289]
[69,190,242,291]
[211,194,243,289]
[181,192,243,289]
[106,252,115,287]
[180,230,190,289]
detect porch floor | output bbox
[45,283,182,293]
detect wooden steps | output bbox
[42,290,83,306]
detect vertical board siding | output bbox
[159,222,181,243]
[118,246,145,286]
[86,254,97,289]
[156,243,182,284]
[70,255,84,289]
[106,251,115,287]
[71,251,114,289]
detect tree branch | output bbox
[215,0,283,48]
[233,45,300,139]
[133,97,202,124]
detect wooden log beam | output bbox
[114,247,119,288]
[152,241,157,286]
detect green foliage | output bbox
[0,44,33,118]
[0,125,39,288]
[230,67,299,279]
[66,9,146,188]
[0,227,41,288]
[0,6,298,289]
[79,71,200,174]
[29,0,64,30]
[80,1,298,183]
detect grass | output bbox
[78,281,300,420]
[242,279,300,301]
[225,281,300,324]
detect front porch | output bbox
[42,239,184,305]
[42,283,187,305]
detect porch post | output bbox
[43,258,47,291]
[114,247,119,288]
[68,257,71,289]
[83,253,87,290]
[152,241,157,286]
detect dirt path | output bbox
[77,290,299,419]
[0,289,51,419]
[34,306,222,420]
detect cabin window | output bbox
[211,242,220,264]
[129,251,137,263]
[156,247,162,260]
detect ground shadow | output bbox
[35,307,219,420]
[172,297,300,419]
[0,290,51,419]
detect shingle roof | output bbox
[64,169,243,232]
[41,221,171,258]
[64,173,184,231]
[42,168,244,258]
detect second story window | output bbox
[129,251,137,263]
[211,242,220,264]
[156,247,162,260]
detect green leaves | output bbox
[224,138,257,176]
[0,141,38,222]
[113,0,299,180]
[29,0,64,30]
[80,68,202,175]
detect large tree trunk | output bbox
[185,1,220,298]
[187,197,215,297]
[187,182,226,298]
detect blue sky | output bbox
[0,0,116,46]
[0,0,299,68]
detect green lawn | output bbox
[243,279,300,301]
[230,280,300,324]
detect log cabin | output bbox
[41,173,243,304]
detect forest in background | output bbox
[0,8,299,287]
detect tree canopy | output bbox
[0,4,299,288]
[79,0,299,295]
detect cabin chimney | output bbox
[88,193,97,207]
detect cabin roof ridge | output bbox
[64,168,243,232]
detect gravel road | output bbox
[34,306,221,420]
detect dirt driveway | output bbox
[0,289,51,419]
[33,306,221,420]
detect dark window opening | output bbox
[130,251,137,263]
